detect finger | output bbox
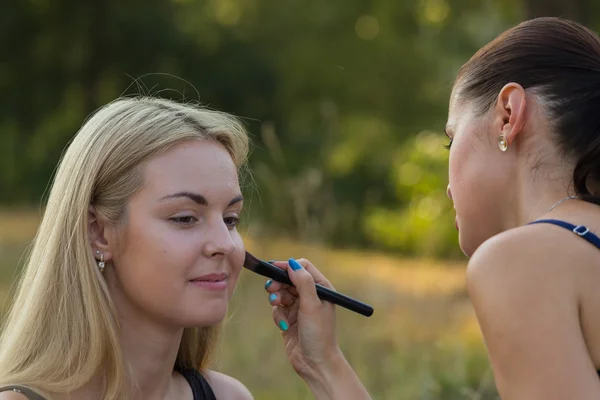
[272,305,290,332]
[264,279,298,296]
[283,258,324,312]
[294,258,335,290]
[264,260,300,294]
[267,289,298,308]
[284,298,299,323]
[271,259,335,290]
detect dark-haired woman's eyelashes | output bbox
[444,138,453,150]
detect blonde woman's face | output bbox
[107,139,245,328]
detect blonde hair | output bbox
[0,97,250,399]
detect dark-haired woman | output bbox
[264,17,600,400]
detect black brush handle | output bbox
[254,260,374,317]
[314,283,374,317]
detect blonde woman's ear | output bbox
[88,204,113,261]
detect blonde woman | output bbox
[0,97,254,399]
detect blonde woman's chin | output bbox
[178,303,229,328]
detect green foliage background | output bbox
[2,0,598,258]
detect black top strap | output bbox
[0,385,47,400]
[0,371,220,399]
[178,369,217,400]
[529,219,600,249]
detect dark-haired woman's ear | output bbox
[494,82,527,148]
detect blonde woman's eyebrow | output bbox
[160,192,243,207]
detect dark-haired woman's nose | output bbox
[447,184,453,200]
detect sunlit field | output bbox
[0,211,499,399]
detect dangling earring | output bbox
[498,135,508,152]
[96,250,105,273]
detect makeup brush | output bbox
[243,251,374,317]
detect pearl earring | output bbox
[96,250,105,273]
[498,135,508,152]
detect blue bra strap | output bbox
[528,219,600,249]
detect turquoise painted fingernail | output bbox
[267,260,275,263]
[289,258,303,271]
[279,320,289,331]
[269,293,277,303]
[265,279,273,289]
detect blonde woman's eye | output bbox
[170,216,197,225]
[224,216,240,228]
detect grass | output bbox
[0,210,499,399]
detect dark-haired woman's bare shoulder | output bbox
[465,226,600,398]
[204,371,253,400]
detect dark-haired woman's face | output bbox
[446,91,518,256]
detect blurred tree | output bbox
[2,0,596,258]
[524,0,590,24]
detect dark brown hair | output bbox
[456,17,600,202]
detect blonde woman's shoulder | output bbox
[204,370,253,400]
[0,385,47,400]
[0,391,30,399]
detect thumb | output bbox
[287,258,320,310]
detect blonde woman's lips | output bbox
[189,272,228,290]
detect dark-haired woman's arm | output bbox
[265,259,372,400]
[300,351,371,400]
